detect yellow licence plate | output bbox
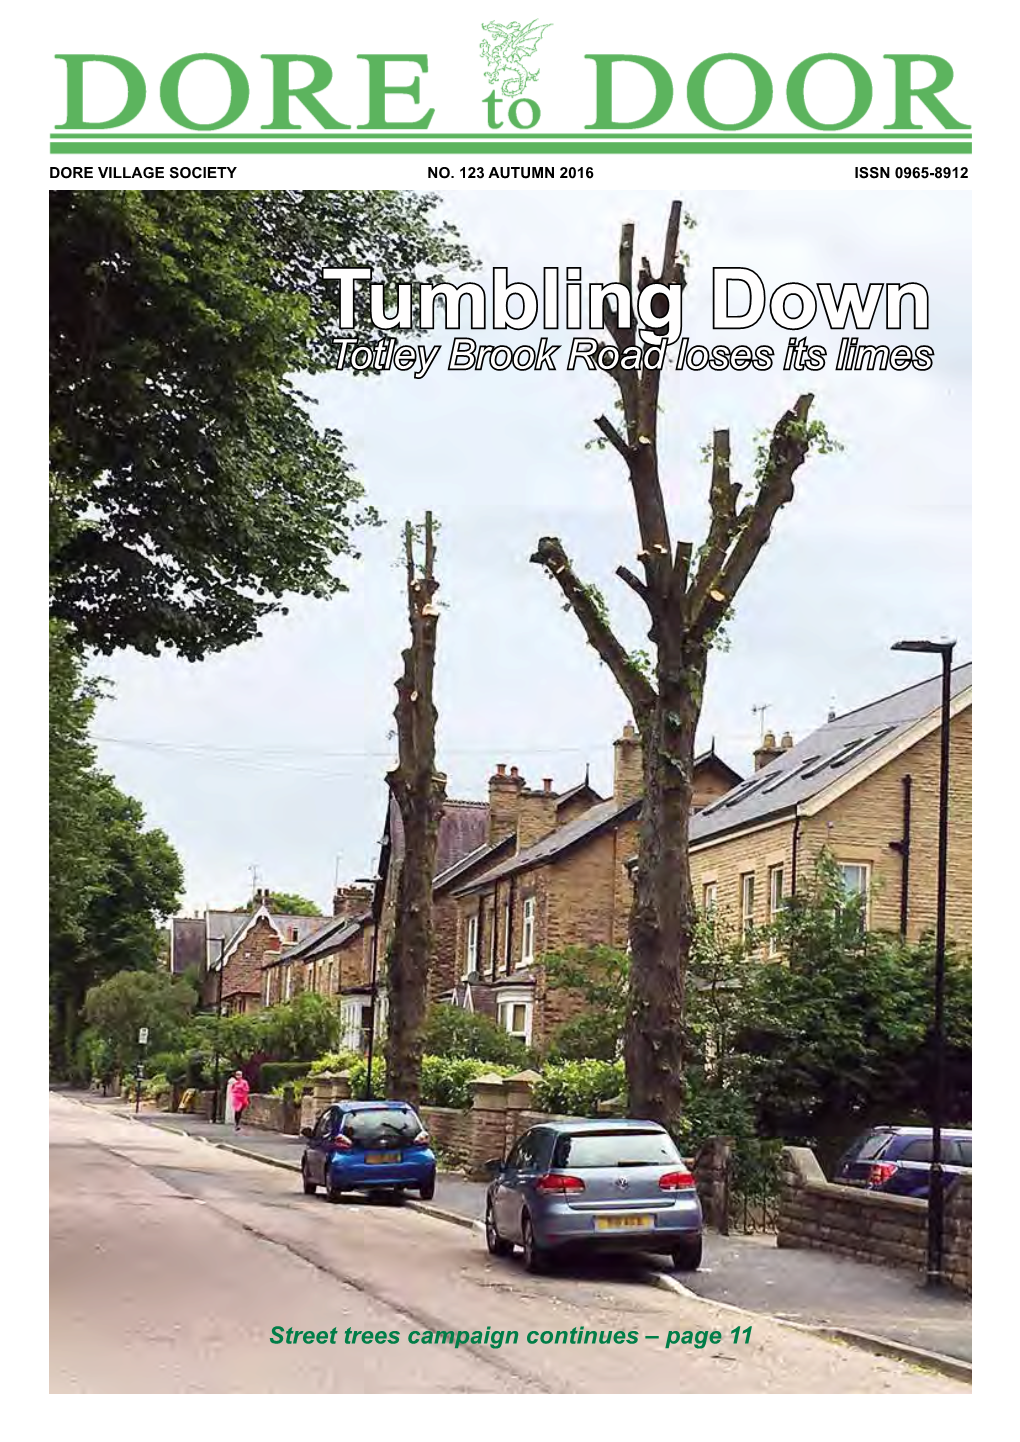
[594,1214,654,1230]
[365,1151,401,1164]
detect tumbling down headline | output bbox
[324,266,935,376]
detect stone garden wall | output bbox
[777,1145,971,1293]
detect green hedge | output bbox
[258,1060,312,1092]
[420,1057,517,1109]
[533,1060,625,1117]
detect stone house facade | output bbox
[450,726,742,1052]
[687,665,972,949]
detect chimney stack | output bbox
[753,730,784,771]
[333,883,373,920]
[613,721,644,806]
[488,762,526,845]
[517,782,559,851]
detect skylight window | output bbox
[761,756,822,793]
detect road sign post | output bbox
[135,1027,149,1114]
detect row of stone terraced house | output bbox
[169,663,972,1054]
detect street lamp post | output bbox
[891,637,956,1289]
[210,937,226,1123]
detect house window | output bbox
[767,865,784,955]
[464,914,479,977]
[740,872,755,941]
[263,974,270,1006]
[289,926,299,943]
[702,881,717,913]
[838,862,870,925]
[284,967,293,1001]
[499,997,533,1045]
[520,896,536,968]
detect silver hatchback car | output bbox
[485,1119,703,1273]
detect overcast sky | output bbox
[91,188,971,914]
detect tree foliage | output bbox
[83,969,197,1072]
[50,190,474,657]
[50,622,184,1073]
[421,1003,531,1066]
[235,892,323,916]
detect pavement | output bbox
[82,1096,971,1370]
[52,1093,965,1394]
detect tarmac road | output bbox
[50,1094,966,1394]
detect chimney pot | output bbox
[827,706,836,723]
[496,763,506,777]
[510,765,519,778]
[780,731,794,750]
[543,777,553,793]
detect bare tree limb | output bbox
[594,413,630,461]
[531,536,656,725]
[692,395,815,636]
[616,564,650,604]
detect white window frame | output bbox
[767,864,784,955]
[464,913,479,978]
[520,896,536,968]
[502,900,511,969]
[284,967,293,1001]
[702,881,717,913]
[497,988,533,1046]
[838,861,871,924]
[740,872,755,941]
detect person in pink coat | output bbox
[227,1071,250,1131]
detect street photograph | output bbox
[49,184,971,1399]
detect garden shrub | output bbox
[421,1004,531,1065]
[420,1056,516,1109]
[258,1060,313,1092]
[533,1059,625,1117]
[308,1051,360,1077]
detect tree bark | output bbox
[532,200,820,1131]
[385,514,446,1105]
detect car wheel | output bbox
[301,1161,317,1196]
[672,1235,703,1272]
[418,1173,436,1202]
[324,1169,344,1204]
[521,1213,550,1274]
[486,1202,514,1258]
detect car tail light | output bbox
[535,1173,585,1195]
[659,1169,696,1191]
[413,1131,430,1145]
[869,1161,898,1185]
[332,1135,352,1151]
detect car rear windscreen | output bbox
[552,1131,681,1169]
[342,1109,421,1146]
[852,1133,894,1161]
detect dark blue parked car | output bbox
[300,1100,436,1203]
[833,1125,972,1198]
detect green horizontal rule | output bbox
[50,140,973,155]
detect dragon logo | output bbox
[480,20,552,99]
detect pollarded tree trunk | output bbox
[532,201,826,1130]
[385,513,447,1105]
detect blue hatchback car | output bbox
[300,1100,436,1203]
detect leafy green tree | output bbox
[235,892,323,916]
[687,855,972,1162]
[50,189,474,658]
[543,945,628,1061]
[50,623,184,1072]
[420,1004,530,1066]
[264,991,339,1061]
[83,970,197,1073]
